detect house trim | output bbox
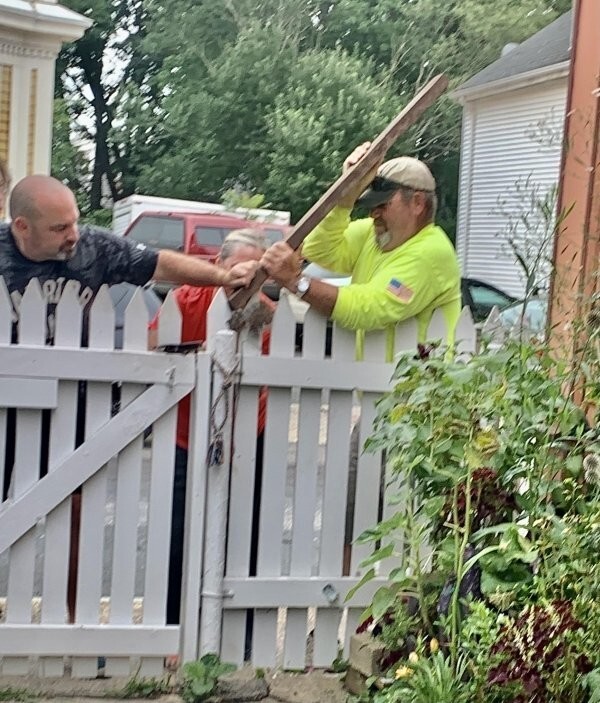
[452,61,570,104]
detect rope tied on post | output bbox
[207,351,241,467]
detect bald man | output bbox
[2,175,257,323]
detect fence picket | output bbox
[455,306,476,358]
[282,309,328,668]
[313,322,355,666]
[221,327,262,666]
[105,289,149,676]
[3,281,46,676]
[313,389,353,666]
[72,287,114,678]
[426,307,447,346]
[40,282,83,677]
[253,297,296,667]
[156,290,182,348]
[284,387,321,669]
[138,405,177,677]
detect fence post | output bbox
[199,329,238,656]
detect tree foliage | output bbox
[53,0,572,235]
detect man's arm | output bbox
[261,242,339,316]
[153,249,257,288]
[300,142,379,272]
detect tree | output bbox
[54,0,166,211]
[53,0,573,233]
[263,49,399,219]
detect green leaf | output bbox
[344,568,375,602]
[371,586,396,622]
[359,543,395,568]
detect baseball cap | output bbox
[357,156,436,210]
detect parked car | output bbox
[124,211,288,298]
[287,265,517,355]
[491,295,547,342]
[461,277,516,323]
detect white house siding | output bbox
[455,78,567,297]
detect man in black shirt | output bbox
[3,174,256,305]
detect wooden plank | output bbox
[142,409,177,625]
[0,625,179,656]
[180,351,212,664]
[0,282,16,509]
[229,74,449,309]
[73,382,112,677]
[284,386,321,670]
[156,290,182,347]
[426,307,447,345]
[72,286,114,678]
[4,280,46,676]
[0,378,57,408]
[253,296,295,668]
[40,282,82,678]
[302,307,328,360]
[106,386,145,677]
[199,328,238,657]
[455,306,477,359]
[106,292,148,676]
[231,356,396,392]
[139,405,177,676]
[349,397,381,574]
[0,347,195,385]
[221,576,390,608]
[221,328,261,666]
[313,390,354,667]
[0,382,192,555]
[393,317,418,358]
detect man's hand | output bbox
[339,141,382,209]
[260,241,302,289]
[223,259,260,288]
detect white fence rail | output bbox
[0,278,476,677]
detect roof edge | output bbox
[452,61,570,103]
[0,5,92,43]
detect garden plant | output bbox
[349,306,600,702]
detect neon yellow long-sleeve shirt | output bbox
[302,207,461,359]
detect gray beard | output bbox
[375,230,391,249]
[52,247,77,262]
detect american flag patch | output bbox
[386,278,414,302]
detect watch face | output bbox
[297,276,310,295]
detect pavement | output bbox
[0,668,349,703]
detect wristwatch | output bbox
[295,275,311,298]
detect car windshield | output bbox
[127,215,184,250]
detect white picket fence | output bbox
[0,278,476,677]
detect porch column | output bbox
[0,1,91,192]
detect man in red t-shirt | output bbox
[149,229,274,627]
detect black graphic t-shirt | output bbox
[0,222,159,340]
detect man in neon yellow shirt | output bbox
[262,142,461,358]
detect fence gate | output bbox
[0,279,203,678]
[202,293,476,670]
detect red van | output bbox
[123,211,287,258]
[123,210,288,297]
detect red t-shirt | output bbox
[149,285,272,449]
